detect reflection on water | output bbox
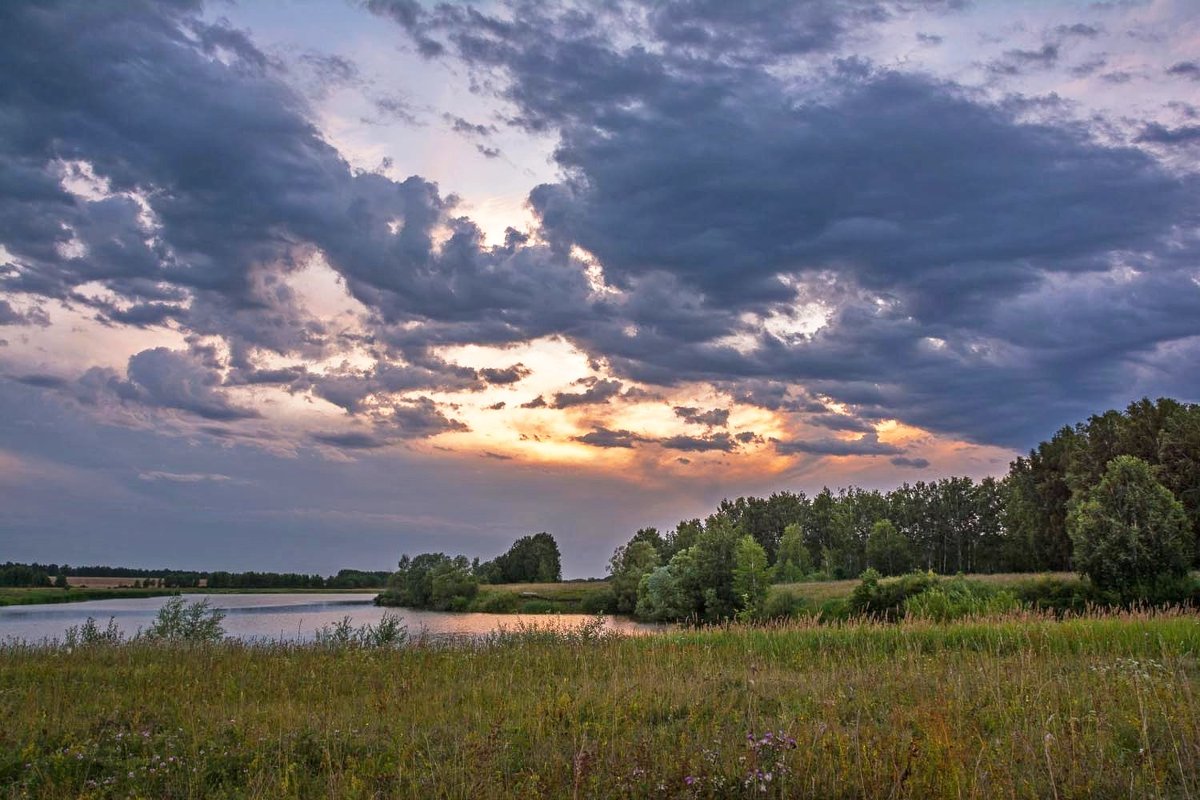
[0,593,659,643]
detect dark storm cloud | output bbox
[988,43,1060,75]
[890,456,930,468]
[673,406,730,427]
[574,427,641,448]
[479,364,531,384]
[807,413,875,433]
[311,431,389,449]
[773,432,904,457]
[1053,23,1102,39]
[550,378,623,408]
[367,0,1200,447]
[0,0,1196,462]
[1136,123,1200,146]
[658,432,737,453]
[1166,61,1200,80]
[105,348,258,422]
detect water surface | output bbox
[0,593,658,643]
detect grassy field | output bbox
[0,587,178,608]
[0,586,384,608]
[770,572,1080,605]
[472,580,609,612]
[1,609,1198,798]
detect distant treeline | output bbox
[0,564,391,590]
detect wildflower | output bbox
[685,776,695,786]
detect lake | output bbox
[0,593,660,644]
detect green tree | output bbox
[609,539,659,614]
[1068,455,1193,593]
[1157,404,1200,565]
[732,535,770,618]
[480,532,562,583]
[773,523,812,583]
[634,565,689,621]
[865,519,913,576]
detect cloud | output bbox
[574,427,641,448]
[673,406,730,427]
[773,432,904,457]
[138,470,243,483]
[1166,61,1200,80]
[110,348,258,422]
[1,0,1197,468]
[550,378,623,408]
[658,432,738,453]
[479,364,531,384]
[311,431,389,449]
[889,456,930,469]
[1135,123,1200,146]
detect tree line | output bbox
[0,563,392,590]
[603,397,1199,621]
[376,532,562,611]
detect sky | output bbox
[0,0,1198,576]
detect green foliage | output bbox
[141,597,226,643]
[63,617,123,647]
[761,589,812,620]
[477,533,562,584]
[732,535,770,619]
[313,613,407,648]
[634,565,690,622]
[609,540,659,615]
[1068,455,1193,594]
[847,570,939,620]
[772,523,812,583]
[901,580,1019,621]
[864,519,913,576]
[473,590,521,613]
[379,553,480,610]
[578,588,616,614]
[518,599,556,614]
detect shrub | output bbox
[1068,455,1193,596]
[518,599,556,614]
[141,597,225,643]
[473,591,520,613]
[761,590,812,620]
[64,617,123,647]
[847,569,939,620]
[902,579,1019,621]
[579,587,617,614]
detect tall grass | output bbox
[1,610,1198,798]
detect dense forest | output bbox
[384,397,1199,620]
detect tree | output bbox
[609,540,659,614]
[1157,404,1200,565]
[634,565,690,621]
[732,535,770,618]
[480,532,562,583]
[773,523,812,583]
[1068,455,1193,593]
[865,519,913,576]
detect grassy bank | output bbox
[1,610,1198,798]
[0,587,384,608]
[471,580,610,613]
[0,587,178,607]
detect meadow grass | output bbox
[0,587,178,607]
[1,609,1198,798]
[770,571,1080,605]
